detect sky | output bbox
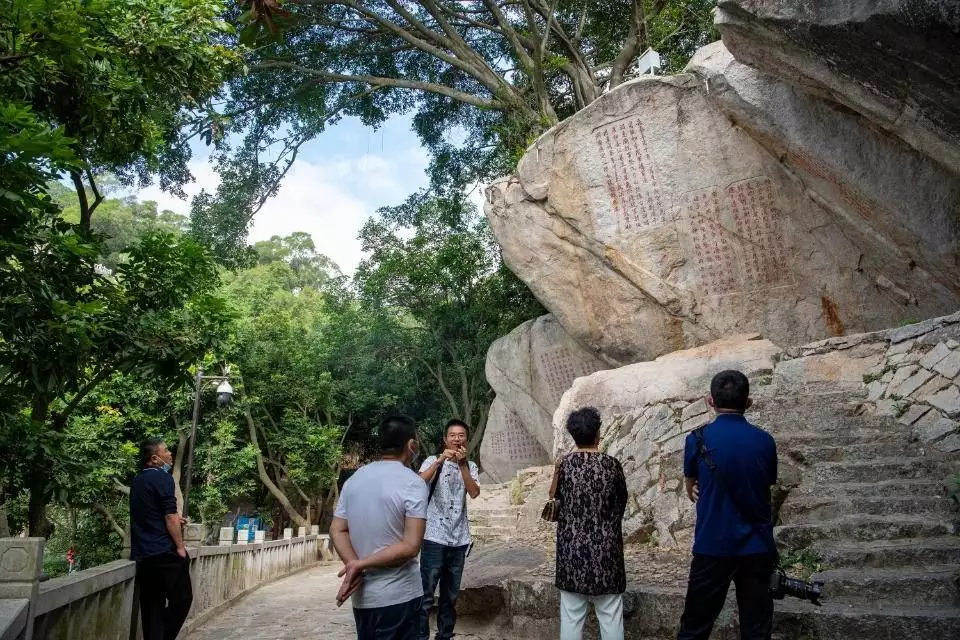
[136,115,432,275]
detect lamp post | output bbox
[181,367,234,518]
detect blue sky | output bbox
[137,115,431,274]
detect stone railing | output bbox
[0,527,337,640]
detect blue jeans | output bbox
[418,540,468,640]
[353,596,421,640]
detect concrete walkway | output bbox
[184,563,509,640]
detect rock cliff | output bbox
[481,315,607,482]
[479,0,960,478]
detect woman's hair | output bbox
[566,407,601,447]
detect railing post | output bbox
[0,538,44,640]
[184,523,207,549]
[218,527,234,547]
[283,528,292,573]
[254,531,265,582]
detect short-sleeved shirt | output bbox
[334,460,428,609]
[418,456,479,547]
[554,452,627,595]
[683,413,778,556]
[130,467,178,561]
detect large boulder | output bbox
[715,0,960,176]
[481,315,608,482]
[484,42,960,365]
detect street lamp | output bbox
[181,367,233,518]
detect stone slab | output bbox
[927,385,960,418]
[919,342,953,370]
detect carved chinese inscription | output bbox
[594,116,668,233]
[683,187,738,294]
[539,347,579,403]
[728,176,789,287]
[788,149,880,222]
[490,411,542,461]
[681,176,790,294]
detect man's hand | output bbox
[176,545,188,560]
[684,477,699,503]
[455,446,468,464]
[440,448,458,462]
[336,559,365,606]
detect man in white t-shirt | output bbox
[331,415,428,639]
[417,419,480,640]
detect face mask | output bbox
[154,456,172,474]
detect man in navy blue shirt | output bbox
[677,370,778,640]
[130,438,192,640]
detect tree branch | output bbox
[242,393,308,527]
[256,61,505,110]
[415,356,461,417]
[71,170,92,233]
[53,366,115,428]
[90,502,126,540]
[85,169,104,218]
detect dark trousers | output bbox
[136,552,193,640]
[418,540,469,640]
[677,553,774,640]
[354,596,422,640]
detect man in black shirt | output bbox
[131,437,193,640]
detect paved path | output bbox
[185,564,508,640]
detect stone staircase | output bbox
[468,467,554,546]
[468,483,521,544]
[756,392,960,636]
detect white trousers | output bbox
[559,590,624,640]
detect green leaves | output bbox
[1,0,239,193]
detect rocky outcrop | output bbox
[484,41,960,365]
[481,315,607,482]
[715,0,960,177]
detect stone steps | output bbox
[781,441,917,464]
[780,495,954,521]
[492,578,960,639]
[812,565,960,607]
[469,513,520,528]
[789,478,947,499]
[808,458,950,484]
[470,525,520,543]
[775,515,953,549]
[809,536,960,569]
[776,429,904,447]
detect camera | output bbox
[769,569,824,606]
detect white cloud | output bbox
[248,161,371,274]
[134,147,430,275]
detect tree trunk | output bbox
[27,395,54,538]
[244,403,309,528]
[172,426,188,515]
[0,499,10,537]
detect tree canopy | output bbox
[192,0,717,262]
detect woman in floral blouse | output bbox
[552,407,628,640]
